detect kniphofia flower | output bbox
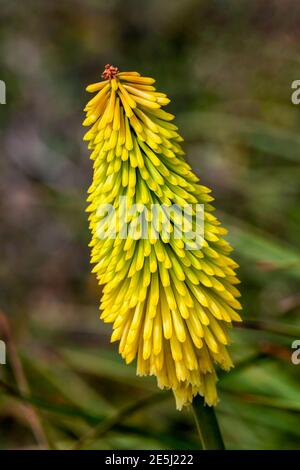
[83,64,242,409]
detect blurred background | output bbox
[0,0,300,450]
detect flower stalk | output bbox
[192,395,225,449]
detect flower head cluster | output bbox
[83,65,242,409]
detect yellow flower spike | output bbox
[83,64,242,410]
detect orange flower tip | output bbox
[102,63,119,80]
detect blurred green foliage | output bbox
[0,0,300,450]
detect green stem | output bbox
[192,396,225,450]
